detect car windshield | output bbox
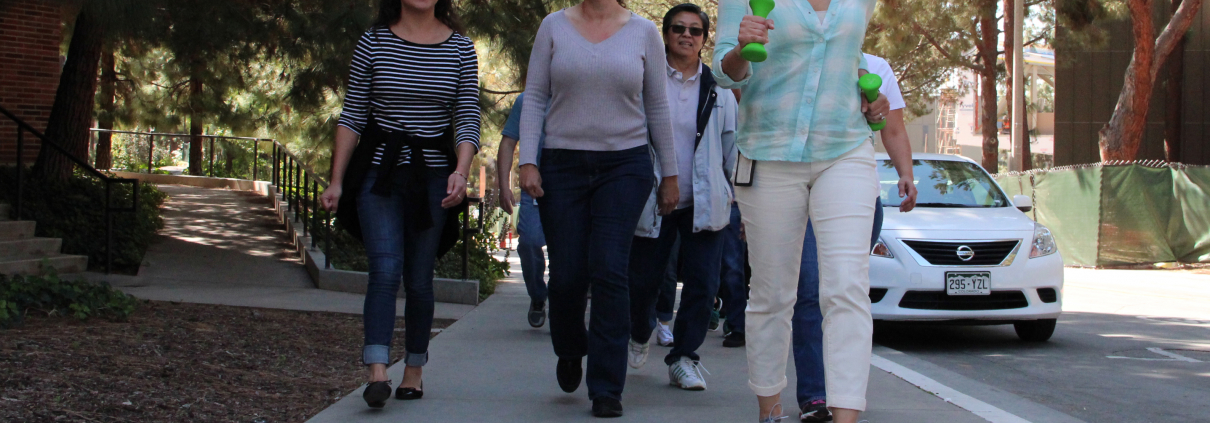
[877,159,1009,208]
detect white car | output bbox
[870,153,1063,342]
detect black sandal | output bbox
[395,381,423,400]
[363,380,392,408]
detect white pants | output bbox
[737,141,877,411]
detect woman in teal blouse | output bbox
[713,0,915,422]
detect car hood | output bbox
[881,206,1036,232]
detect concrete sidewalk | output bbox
[80,184,475,320]
[307,279,988,423]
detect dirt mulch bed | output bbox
[0,301,454,423]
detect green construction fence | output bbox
[994,162,1210,267]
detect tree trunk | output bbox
[1164,0,1184,163]
[1098,0,1154,161]
[223,141,235,175]
[95,47,116,170]
[979,2,1000,173]
[32,3,106,181]
[1099,0,1202,161]
[1005,0,1032,171]
[188,79,204,176]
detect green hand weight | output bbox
[740,0,775,62]
[859,73,887,131]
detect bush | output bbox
[0,167,167,273]
[434,206,512,301]
[0,268,140,328]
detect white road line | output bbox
[871,354,1032,423]
[1147,347,1202,362]
[1106,348,1204,362]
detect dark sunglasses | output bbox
[670,24,704,37]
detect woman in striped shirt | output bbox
[319,0,480,409]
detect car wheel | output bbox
[1013,319,1057,342]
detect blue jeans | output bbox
[630,208,724,365]
[718,202,747,334]
[358,166,449,366]
[654,235,680,324]
[538,146,654,401]
[793,197,883,405]
[517,191,548,303]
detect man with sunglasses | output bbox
[626,2,739,392]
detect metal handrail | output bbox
[268,140,481,279]
[83,126,484,280]
[1,106,139,273]
[90,128,278,181]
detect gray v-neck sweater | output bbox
[519,11,678,176]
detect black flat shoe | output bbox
[395,381,423,400]
[556,357,583,393]
[591,397,624,418]
[363,380,391,408]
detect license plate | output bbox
[946,272,991,296]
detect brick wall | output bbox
[0,0,63,165]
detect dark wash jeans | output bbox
[517,191,548,303]
[630,207,724,365]
[358,166,449,366]
[718,202,747,333]
[537,146,654,401]
[793,197,883,405]
[654,235,680,324]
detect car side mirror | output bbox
[1013,195,1032,213]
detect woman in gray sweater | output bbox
[517,0,679,417]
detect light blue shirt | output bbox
[713,0,876,163]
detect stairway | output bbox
[0,203,88,276]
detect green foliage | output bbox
[0,269,140,328]
[434,205,513,301]
[0,167,167,273]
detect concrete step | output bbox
[0,255,88,276]
[0,237,62,260]
[0,221,36,240]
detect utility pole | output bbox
[1010,0,1026,171]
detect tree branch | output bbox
[482,87,524,95]
[912,22,984,72]
[1150,0,1203,81]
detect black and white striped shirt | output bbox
[337,26,481,167]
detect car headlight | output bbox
[1030,223,1058,258]
[871,238,894,258]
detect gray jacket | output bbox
[636,66,738,237]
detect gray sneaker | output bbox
[799,399,832,422]
[628,339,650,369]
[668,356,708,390]
[528,299,546,328]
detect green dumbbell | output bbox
[740,0,775,62]
[859,73,886,131]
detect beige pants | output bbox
[736,141,877,411]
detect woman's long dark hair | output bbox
[375,0,465,34]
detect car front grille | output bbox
[898,290,1029,310]
[901,240,1020,266]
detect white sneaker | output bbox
[668,357,708,390]
[656,321,674,346]
[627,339,649,369]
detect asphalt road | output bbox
[873,268,1210,423]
